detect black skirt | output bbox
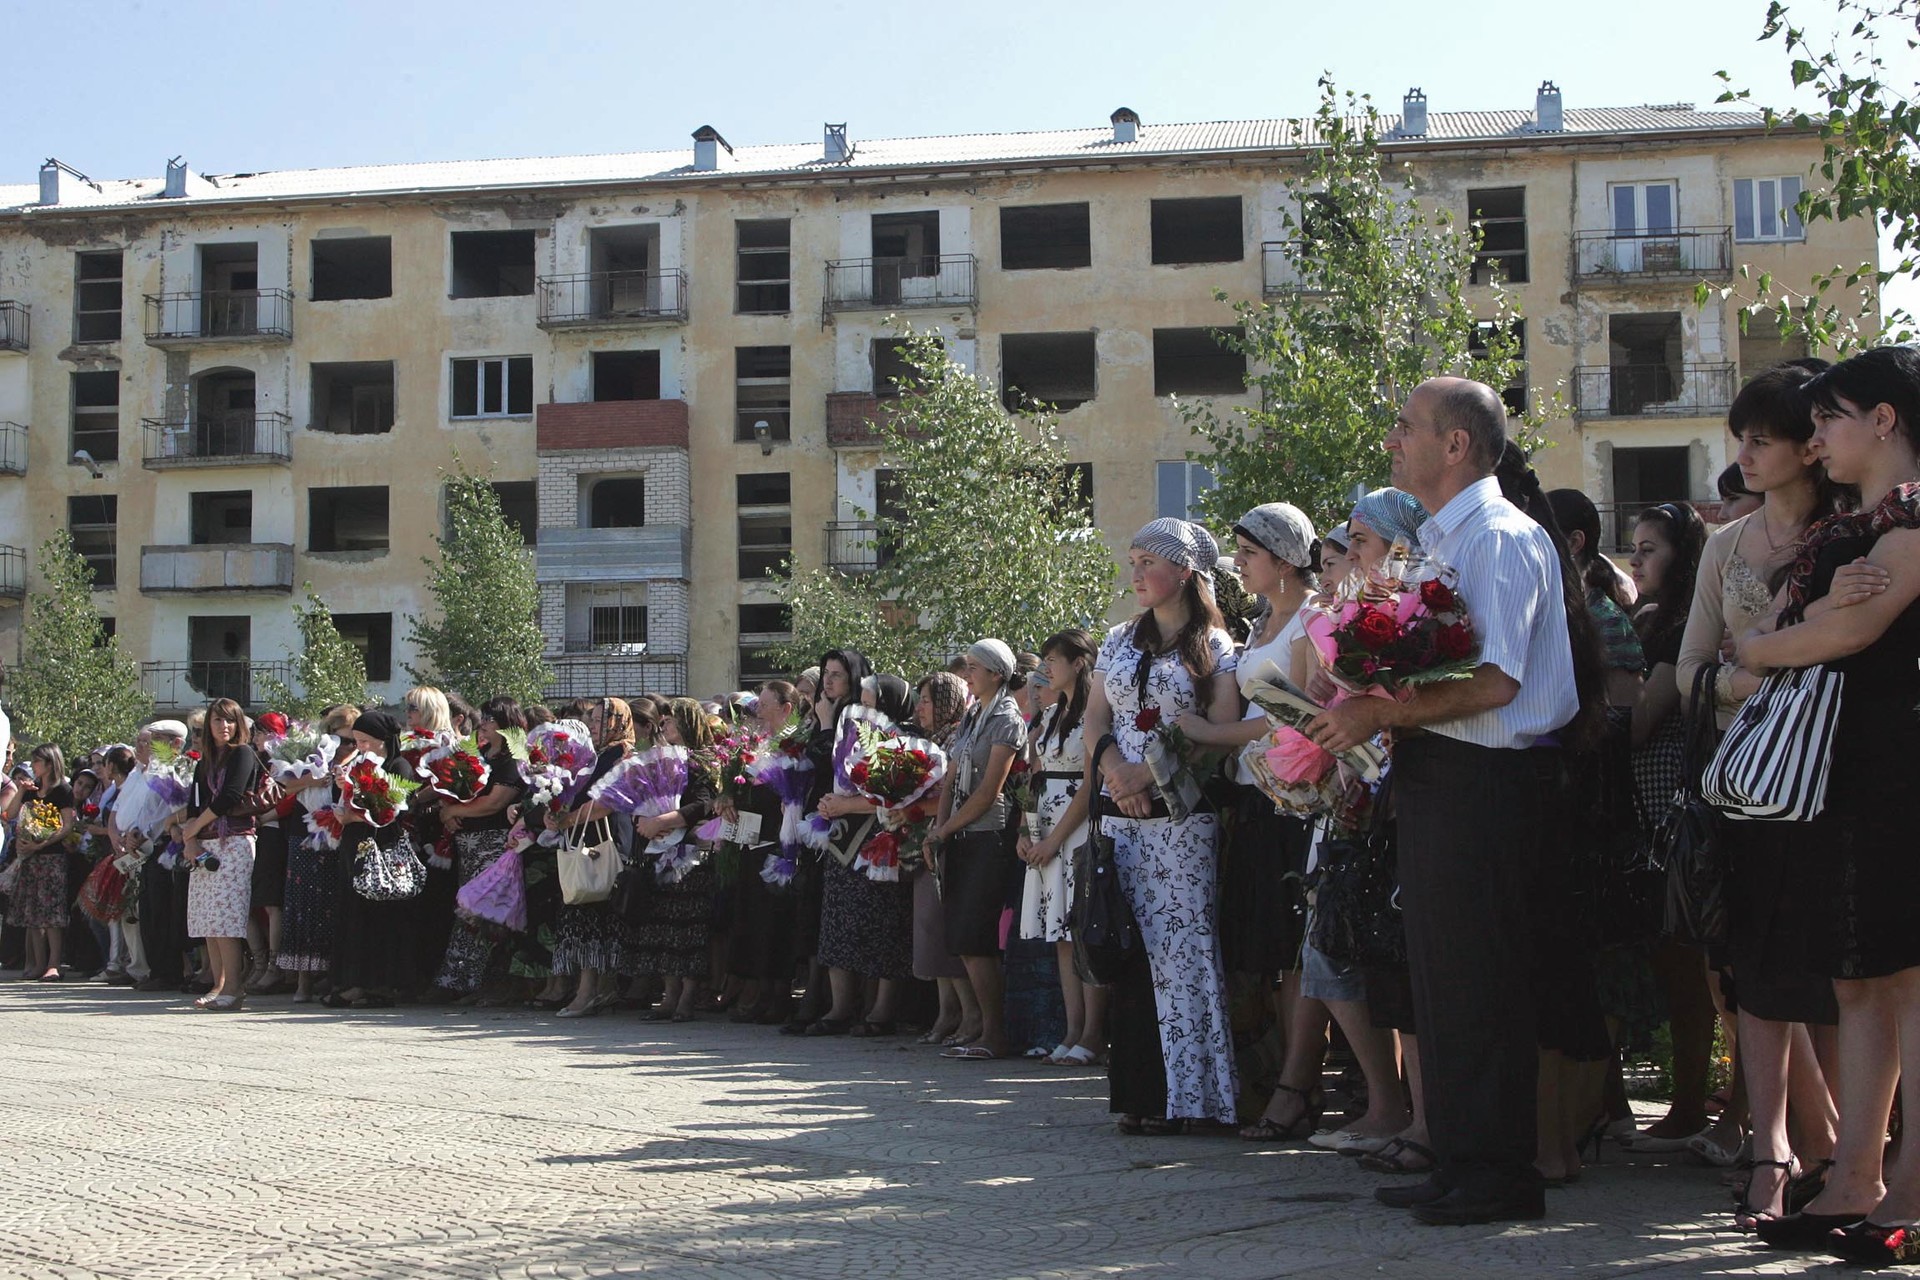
[1218,787,1310,975]
[940,829,1012,957]
[250,822,289,911]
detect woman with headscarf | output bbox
[1083,517,1242,1131]
[720,680,806,1024]
[625,696,722,1022]
[278,704,358,1003]
[433,696,531,1001]
[927,640,1028,1061]
[808,673,920,1035]
[548,697,641,1018]
[324,709,417,1009]
[910,670,979,1044]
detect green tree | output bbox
[406,467,551,706]
[771,329,1116,675]
[8,531,150,752]
[1182,77,1541,534]
[1705,0,1919,349]
[257,587,370,720]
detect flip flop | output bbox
[1358,1136,1438,1174]
[939,1045,998,1060]
[1051,1045,1102,1066]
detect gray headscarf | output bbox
[1129,517,1219,574]
[1232,503,1318,571]
[1348,488,1429,551]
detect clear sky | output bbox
[5,0,1911,310]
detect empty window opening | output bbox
[311,236,392,301]
[586,225,662,314]
[738,603,791,635]
[451,356,533,418]
[592,350,662,402]
[737,472,792,580]
[309,486,390,554]
[872,337,940,398]
[1609,446,1692,549]
[1002,332,1097,412]
[1470,319,1528,417]
[310,361,395,434]
[736,219,792,313]
[197,243,261,336]
[71,369,120,462]
[871,211,941,276]
[585,476,647,528]
[736,346,791,442]
[1606,313,1684,414]
[332,612,393,682]
[450,230,536,299]
[1152,327,1247,396]
[491,481,537,547]
[1469,187,1529,284]
[188,616,252,704]
[1150,197,1243,265]
[1156,461,1217,521]
[190,491,253,544]
[1001,203,1092,271]
[74,250,123,342]
[68,494,117,588]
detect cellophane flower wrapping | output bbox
[521,720,597,808]
[746,727,814,887]
[19,799,64,844]
[801,706,888,853]
[345,759,420,828]
[589,744,690,858]
[1266,726,1335,785]
[304,804,348,850]
[417,733,492,803]
[1302,550,1479,700]
[455,845,527,932]
[846,717,947,882]
[143,740,197,811]
[398,729,454,776]
[267,725,339,812]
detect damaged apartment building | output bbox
[0,87,1877,706]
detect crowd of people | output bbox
[3,350,1919,1256]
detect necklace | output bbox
[1757,503,1799,553]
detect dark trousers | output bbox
[139,855,185,985]
[1394,733,1552,1197]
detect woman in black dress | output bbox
[722,679,803,1023]
[325,710,417,1008]
[626,696,720,1021]
[548,697,640,1018]
[435,696,531,998]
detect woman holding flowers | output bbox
[178,698,262,1009]
[1017,629,1106,1065]
[325,710,418,1009]
[910,671,979,1045]
[623,697,721,1022]
[548,697,641,1018]
[434,696,530,998]
[722,680,806,1024]
[10,744,77,981]
[1083,518,1241,1131]
[784,649,870,1032]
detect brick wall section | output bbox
[825,392,886,447]
[536,399,690,452]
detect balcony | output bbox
[825,392,904,448]
[537,269,687,329]
[141,660,296,711]
[534,526,689,584]
[1573,228,1733,284]
[0,544,23,599]
[1572,363,1737,418]
[141,412,292,469]
[144,289,293,344]
[0,301,27,353]
[140,543,295,595]
[823,255,977,313]
[535,399,689,452]
[1260,242,1333,297]
[0,422,26,475]
[826,521,893,574]
[544,652,687,700]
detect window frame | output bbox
[1155,461,1216,521]
[1733,176,1807,243]
[68,493,118,588]
[73,250,123,343]
[735,219,793,315]
[450,355,534,419]
[70,369,120,463]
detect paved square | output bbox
[0,986,1829,1278]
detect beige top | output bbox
[1675,513,1789,726]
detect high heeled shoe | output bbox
[1755,1209,1868,1250]
[1732,1157,1796,1230]
[1829,1220,1920,1265]
[1238,1084,1323,1144]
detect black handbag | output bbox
[1569,707,1665,949]
[1306,777,1404,968]
[1648,665,1729,947]
[1070,818,1139,986]
[610,853,650,923]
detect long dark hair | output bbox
[1129,571,1227,715]
[1038,628,1095,753]
[1629,502,1708,660]
[1730,360,1848,522]
[1544,488,1628,611]
[204,697,247,768]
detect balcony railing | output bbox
[537,269,688,328]
[142,412,293,468]
[0,422,26,475]
[543,652,688,700]
[144,289,293,343]
[826,521,895,574]
[1260,242,1333,297]
[824,255,977,313]
[139,543,295,594]
[0,544,23,598]
[1573,228,1734,282]
[1593,501,1708,554]
[0,301,27,352]
[140,660,296,711]
[1572,363,1737,418]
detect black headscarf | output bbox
[866,673,914,724]
[815,647,872,730]
[351,709,406,769]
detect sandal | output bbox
[1358,1137,1438,1175]
[804,1017,854,1037]
[1238,1084,1323,1143]
[1051,1044,1103,1066]
[1137,1116,1188,1136]
[1734,1157,1797,1230]
[1787,1158,1833,1216]
[848,1020,897,1038]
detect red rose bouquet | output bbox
[1302,555,1479,700]
[522,719,597,809]
[845,719,947,882]
[417,733,491,804]
[344,759,421,828]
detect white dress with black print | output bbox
[1018,705,1087,943]
[1096,621,1240,1122]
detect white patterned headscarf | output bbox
[1129,517,1219,575]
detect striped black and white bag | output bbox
[1700,664,1845,822]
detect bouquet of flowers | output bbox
[521,719,598,808]
[845,719,947,882]
[266,724,340,812]
[715,725,768,817]
[417,734,492,804]
[801,706,891,863]
[745,720,815,888]
[1302,546,1479,700]
[18,799,65,844]
[344,758,421,827]
[1236,658,1388,819]
[143,740,199,812]
[305,803,349,851]
[1130,705,1209,821]
[589,744,696,880]
[1003,756,1041,840]
[398,729,454,775]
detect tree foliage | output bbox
[8,531,150,752]
[1705,0,1919,350]
[1182,77,1543,535]
[257,587,370,720]
[771,330,1117,676]
[405,466,551,706]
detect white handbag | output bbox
[1700,663,1845,822]
[556,817,620,905]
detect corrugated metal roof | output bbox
[0,105,1778,215]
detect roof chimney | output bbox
[1400,88,1428,137]
[691,125,732,173]
[164,156,193,198]
[1532,81,1564,133]
[1110,107,1140,144]
[824,123,850,164]
[38,158,100,206]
